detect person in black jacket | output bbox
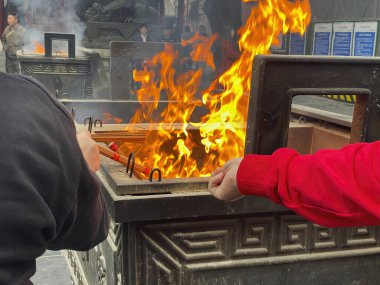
[132,24,152,42]
[160,26,176,43]
[0,72,108,284]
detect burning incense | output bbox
[91,132,146,143]
[107,142,145,180]
[97,144,151,178]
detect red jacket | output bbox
[237,142,380,227]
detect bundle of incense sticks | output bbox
[94,130,146,135]
[91,132,146,143]
[97,144,151,179]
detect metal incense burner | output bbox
[65,55,380,284]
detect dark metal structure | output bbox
[110,41,182,100]
[19,56,94,99]
[44,33,76,59]
[245,55,380,155]
[64,55,380,285]
[19,37,206,123]
[19,33,99,100]
[85,22,164,48]
[110,41,164,100]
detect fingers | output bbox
[211,167,223,177]
[76,131,100,173]
[222,157,243,172]
[208,171,225,192]
[208,158,243,202]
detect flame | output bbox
[181,32,218,69]
[34,42,45,54]
[103,112,123,124]
[124,0,311,178]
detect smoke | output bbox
[8,0,86,55]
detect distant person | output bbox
[198,24,208,37]
[216,25,240,77]
[182,25,194,41]
[132,24,152,42]
[182,25,194,70]
[160,26,176,43]
[1,12,26,73]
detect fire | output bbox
[103,112,123,124]
[34,42,45,54]
[181,32,218,69]
[125,0,311,178]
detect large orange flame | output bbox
[124,0,311,178]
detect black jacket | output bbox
[132,33,152,42]
[0,73,108,284]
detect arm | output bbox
[1,27,8,51]
[209,142,380,227]
[0,74,108,284]
[48,131,108,251]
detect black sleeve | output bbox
[0,73,108,284]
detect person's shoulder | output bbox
[17,24,26,32]
[0,72,72,120]
[132,34,141,41]
[2,26,10,33]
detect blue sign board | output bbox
[314,32,331,55]
[333,32,352,56]
[354,32,376,56]
[290,33,306,55]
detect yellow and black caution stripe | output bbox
[322,95,356,104]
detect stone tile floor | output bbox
[31,251,72,285]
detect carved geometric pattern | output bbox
[171,229,229,259]
[91,245,107,285]
[343,226,378,247]
[311,224,338,250]
[20,62,93,98]
[65,250,87,285]
[115,223,124,285]
[143,221,235,262]
[65,214,380,284]
[140,231,180,285]
[141,216,380,263]
[64,218,122,285]
[21,63,90,74]
[278,216,309,253]
[232,217,274,257]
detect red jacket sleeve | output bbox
[237,142,380,227]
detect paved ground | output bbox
[293,95,354,117]
[31,251,72,285]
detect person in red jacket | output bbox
[208,142,380,228]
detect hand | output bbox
[77,132,100,172]
[16,49,23,56]
[208,158,243,202]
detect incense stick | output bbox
[92,135,146,143]
[97,144,151,178]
